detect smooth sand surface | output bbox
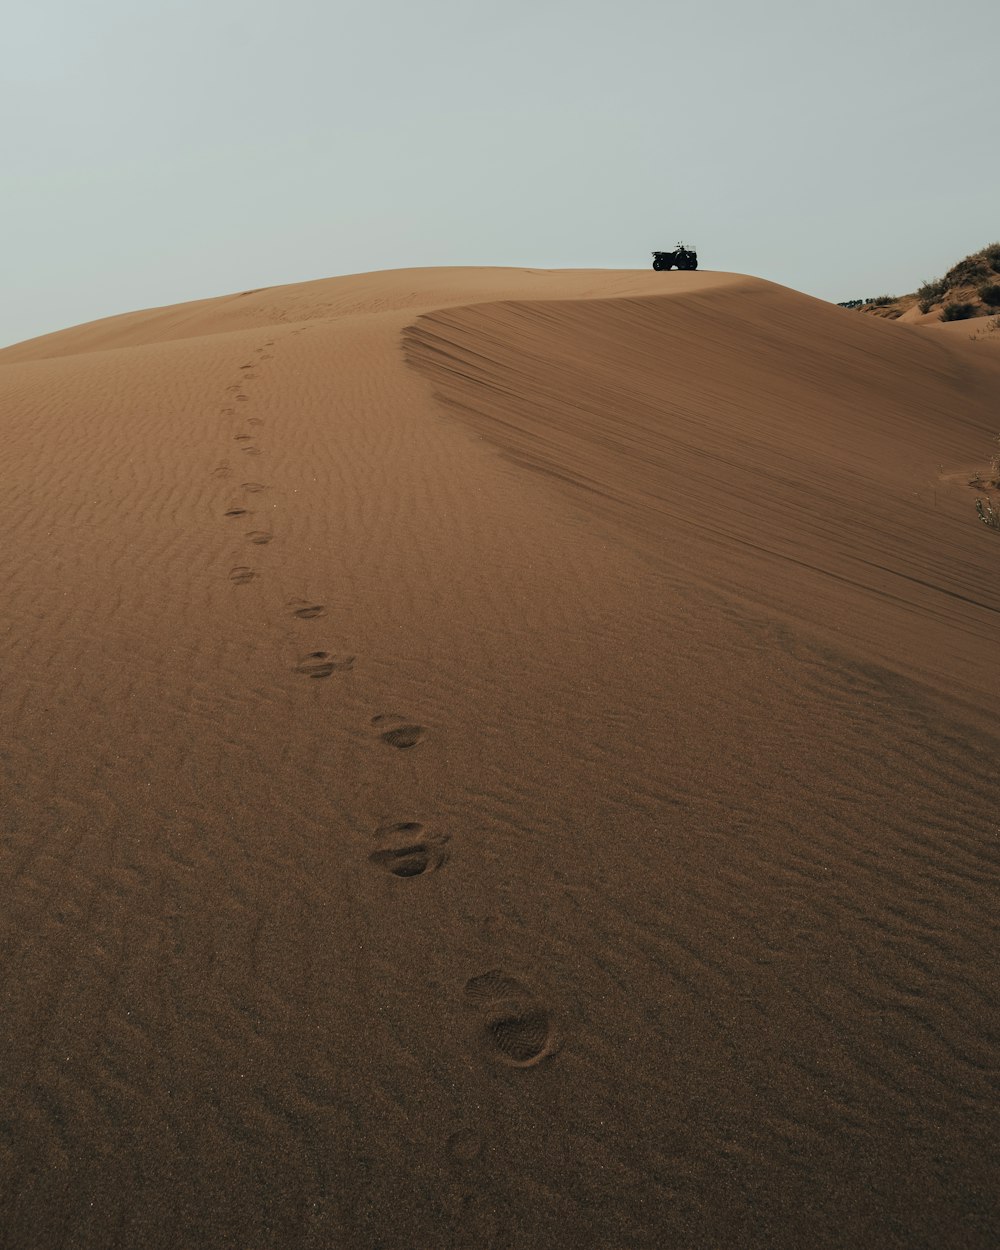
[0,267,997,1249]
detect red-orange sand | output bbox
[0,268,997,1249]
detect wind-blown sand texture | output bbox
[1,267,998,1249]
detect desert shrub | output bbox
[867,294,896,306]
[941,302,975,321]
[837,299,864,309]
[978,283,1000,306]
[946,257,988,285]
[983,243,1000,273]
[917,277,947,308]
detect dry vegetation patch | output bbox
[839,243,1000,322]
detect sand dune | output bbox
[0,268,997,1249]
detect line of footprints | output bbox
[214,331,359,680]
[213,336,555,1071]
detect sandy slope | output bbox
[0,268,997,1250]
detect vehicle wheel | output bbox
[652,259,663,271]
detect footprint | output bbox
[220,406,236,416]
[241,445,262,456]
[246,530,273,545]
[485,1008,554,1067]
[368,844,436,877]
[372,714,425,750]
[463,971,533,1005]
[288,599,326,619]
[368,821,449,877]
[239,362,254,369]
[212,462,231,478]
[234,433,252,442]
[225,384,242,394]
[241,481,268,493]
[236,394,249,402]
[463,971,557,1068]
[247,416,264,426]
[294,651,355,678]
[224,506,251,518]
[229,566,256,585]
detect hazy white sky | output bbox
[3,0,998,346]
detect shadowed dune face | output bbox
[0,269,998,1250]
[404,283,1000,705]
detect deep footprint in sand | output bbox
[246,530,273,545]
[372,714,425,750]
[294,651,355,678]
[288,599,326,619]
[484,1007,555,1067]
[241,481,268,493]
[229,565,256,585]
[368,821,449,877]
[224,505,251,518]
[463,971,557,1068]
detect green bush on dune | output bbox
[940,302,975,321]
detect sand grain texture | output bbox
[0,268,998,1249]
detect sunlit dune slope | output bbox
[0,268,997,1250]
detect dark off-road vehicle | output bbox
[652,243,698,271]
